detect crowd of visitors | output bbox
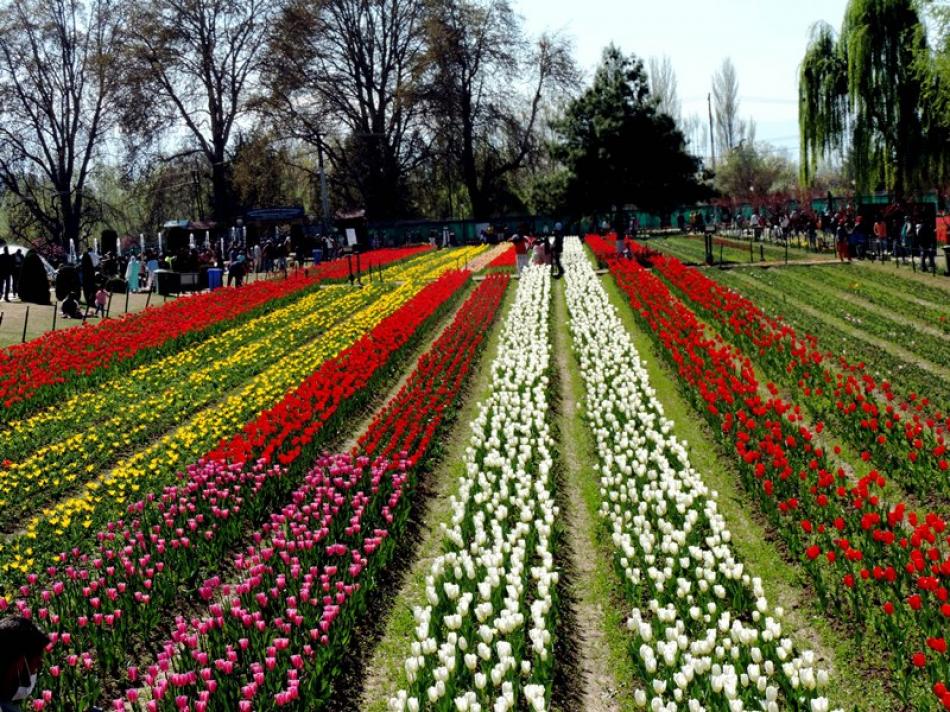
[675,206,943,270]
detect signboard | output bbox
[244,207,306,223]
[345,228,358,247]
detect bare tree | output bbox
[124,0,277,226]
[649,55,680,123]
[425,0,577,219]
[265,0,430,220]
[0,0,124,248]
[712,57,745,156]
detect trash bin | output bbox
[942,244,950,276]
[154,269,180,296]
[312,248,323,265]
[207,268,223,290]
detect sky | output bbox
[515,0,851,158]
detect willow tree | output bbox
[799,0,932,195]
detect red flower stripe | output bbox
[0,246,430,419]
[356,273,509,464]
[627,243,950,497]
[598,247,949,706]
[208,269,471,466]
[486,243,516,269]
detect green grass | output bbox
[805,264,950,333]
[644,234,835,265]
[760,267,950,352]
[713,268,950,411]
[595,263,901,712]
[359,284,517,712]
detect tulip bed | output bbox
[388,265,557,712]
[0,284,380,522]
[6,264,499,711]
[128,274,510,712]
[0,247,485,584]
[464,244,512,273]
[709,268,950,415]
[731,266,948,368]
[594,241,949,709]
[637,247,950,500]
[562,239,835,711]
[485,244,516,271]
[0,245,431,422]
[804,265,950,336]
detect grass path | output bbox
[356,285,517,712]
[550,277,630,712]
[774,267,949,342]
[595,267,901,711]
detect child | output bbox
[94,286,108,317]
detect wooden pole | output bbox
[52,304,57,332]
[21,305,29,342]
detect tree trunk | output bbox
[210,147,233,226]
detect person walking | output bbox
[0,246,12,302]
[551,223,565,279]
[900,216,913,263]
[94,286,109,317]
[918,217,937,273]
[873,216,887,259]
[125,253,141,292]
[512,233,529,275]
[836,220,851,262]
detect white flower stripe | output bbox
[562,238,839,712]
[389,264,557,712]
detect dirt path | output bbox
[551,279,624,712]
[728,268,950,381]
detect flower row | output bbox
[484,244,516,271]
[635,244,949,497]
[137,276,509,710]
[597,245,950,709]
[8,262,489,710]
[0,245,430,421]
[0,248,484,585]
[562,239,836,711]
[389,265,557,712]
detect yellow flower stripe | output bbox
[0,284,381,520]
[0,246,485,580]
[0,282,343,461]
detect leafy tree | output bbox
[423,0,576,219]
[0,0,124,248]
[714,141,796,203]
[799,0,940,194]
[124,0,277,226]
[553,45,707,226]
